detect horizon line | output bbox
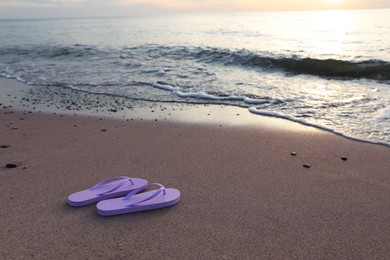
[0,7,388,21]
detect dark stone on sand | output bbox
[11,127,18,130]
[291,152,297,156]
[109,109,117,113]
[101,129,107,132]
[303,164,311,168]
[341,156,348,161]
[0,145,10,148]
[6,163,18,169]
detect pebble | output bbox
[303,164,311,169]
[0,145,10,148]
[341,156,348,161]
[101,129,107,132]
[6,163,18,169]
[291,152,297,156]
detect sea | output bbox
[0,9,389,145]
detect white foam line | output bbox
[151,81,280,105]
[248,106,389,147]
[16,76,26,82]
[151,82,180,91]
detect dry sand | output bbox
[1,107,389,259]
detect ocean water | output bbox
[0,9,389,145]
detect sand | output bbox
[1,107,389,259]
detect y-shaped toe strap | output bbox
[123,183,166,207]
[89,176,134,195]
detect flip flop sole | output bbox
[68,178,148,207]
[96,188,180,216]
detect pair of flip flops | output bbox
[67,176,180,216]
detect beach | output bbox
[1,6,390,259]
[1,102,389,259]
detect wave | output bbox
[131,45,390,81]
[0,44,102,58]
[1,44,389,81]
[188,47,390,81]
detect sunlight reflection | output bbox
[305,10,355,57]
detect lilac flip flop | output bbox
[96,183,180,216]
[68,176,148,207]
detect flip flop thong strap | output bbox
[89,176,133,195]
[123,183,166,207]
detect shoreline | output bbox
[1,106,390,258]
[1,77,389,148]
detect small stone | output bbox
[6,163,18,169]
[303,164,311,169]
[0,145,10,148]
[101,129,107,132]
[291,152,297,156]
[109,109,117,113]
[341,156,348,161]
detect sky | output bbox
[0,0,389,19]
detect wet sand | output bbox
[1,107,389,259]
